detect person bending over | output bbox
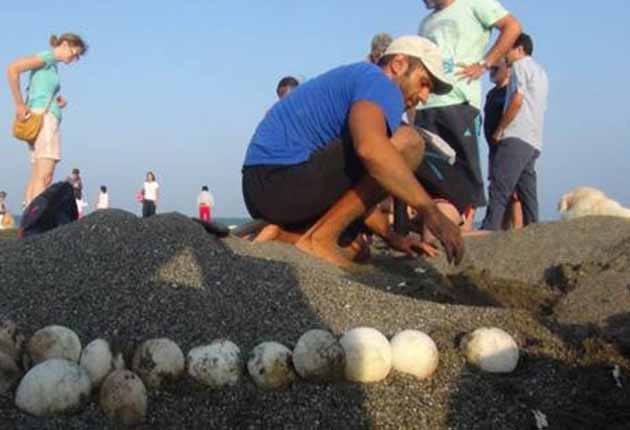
[242,36,464,267]
[7,33,88,206]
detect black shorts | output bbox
[414,103,486,213]
[242,135,364,229]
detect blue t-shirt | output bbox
[243,63,404,166]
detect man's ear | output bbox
[390,55,409,77]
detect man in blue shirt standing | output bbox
[242,36,464,267]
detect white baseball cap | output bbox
[383,35,452,95]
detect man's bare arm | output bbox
[485,14,522,67]
[349,101,432,212]
[493,92,523,142]
[457,14,522,81]
[349,101,464,264]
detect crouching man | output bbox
[242,36,464,267]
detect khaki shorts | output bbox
[29,109,61,163]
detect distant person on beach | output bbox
[276,76,299,99]
[242,35,464,267]
[1,193,16,228]
[0,191,9,229]
[142,171,159,218]
[95,185,109,210]
[481,33,548,230]
[413,0,522,232]
[483,58,522,229]
[66,168,83,200]
[76,197,88,218]
[7,33,88,206]
[368,33,393,64]
[66,168,85,216]
[197,185,215,222]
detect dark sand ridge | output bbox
[0,210,629,429]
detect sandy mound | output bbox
[0,211,629,429]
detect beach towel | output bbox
[19,181,78,238]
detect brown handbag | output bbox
[12,88,57,144]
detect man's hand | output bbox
[386,229,440,258]
[418,205,464,265]
[456,62,486,83]
[56,95,67,109]
[16,103,30,121]
[492,127,504,144]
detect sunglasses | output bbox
[69,46,82,60]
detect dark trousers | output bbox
[415,103,486,213]
[142,200,156,218]
[481,138,540,230]
[242,134,364,229]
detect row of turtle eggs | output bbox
[1,323,519,426]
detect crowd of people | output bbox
[7,32,217,224]
[7,1,549,268]
[242,0,549,267]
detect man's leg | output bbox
[253,224,304,244]
[142,200,150,218]
[415,104,485,218]
[481,139,537,231]
[511,195,524,229]
[296,126,425,267]
[514,151,540,226]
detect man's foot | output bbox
[253,224,302,244]
[296,232,354,268]
[253,224,281,242]
[343,233,371,262]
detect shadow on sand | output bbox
[0,211,372,429]
[346,252,630,429]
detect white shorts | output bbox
[28,109,61,163]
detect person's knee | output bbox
[423,200,462,243]
[392,126,424,169]
[37,170,53,187]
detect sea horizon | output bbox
[9,213,252,229]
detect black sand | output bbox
[0,211,629,429]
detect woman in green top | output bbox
[7,33,87,206]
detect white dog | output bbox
[558,187,630,220]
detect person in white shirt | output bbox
[482,33,549,230]
[142,171,159,218]
[197,185,215,222]
[95,185,109,210]
[76,197,88,218]
[0,191,8,228]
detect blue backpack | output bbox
[19,182,78,238]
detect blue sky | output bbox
[1,1,629,221]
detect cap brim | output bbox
[418,59,452,95]
[428,72,452,95]
[432,79,452,95]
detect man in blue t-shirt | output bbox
[242,36,464,267]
